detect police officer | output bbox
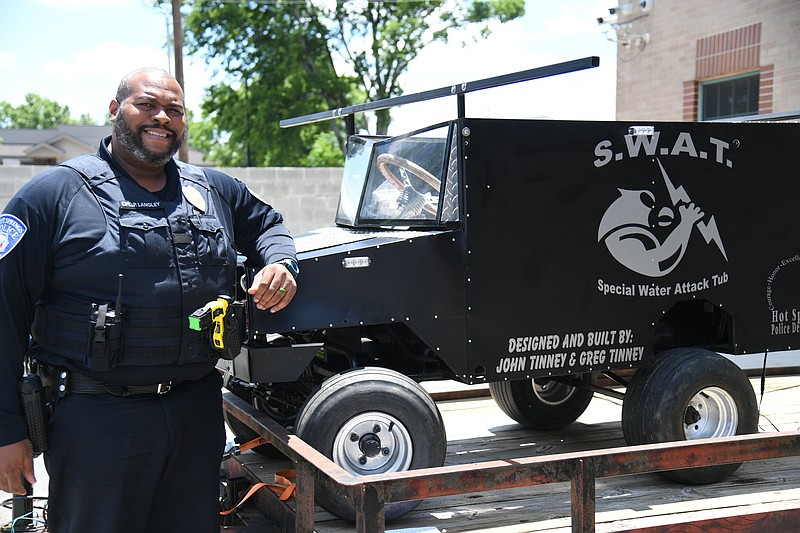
[0,67,298,532]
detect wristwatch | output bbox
[275,258,300,279]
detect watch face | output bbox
[280,259,299,278]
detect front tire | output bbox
[294,367,447,522]
[622,348,758,484]
[489,374,595,429]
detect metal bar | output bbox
[355,431,800,503]
[355,484,385,533]
[711,109,800,122]
[571,459,595,533]
[293,461,315,533]
[429,387,490,402]
[364,455,575,501]
[279,56,600,128]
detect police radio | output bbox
[89,274,125,371]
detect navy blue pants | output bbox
[44,370,225,533]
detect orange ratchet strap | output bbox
[220,469,297,516]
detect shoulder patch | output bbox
[0,214,27,260]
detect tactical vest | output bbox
[31,155,238,370]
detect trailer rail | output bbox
[222,391,800,533]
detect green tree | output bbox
[183,0,524,167]
[78,113,97,125]
[185,1,351,166]
[331,0,525,133]
[0,93,76,129]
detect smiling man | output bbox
[0,67,299,532]
[111,69,189,174]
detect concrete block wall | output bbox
[0,166,42,211]
[218,166,342,235]
[0,165,342,237]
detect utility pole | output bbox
[171,0,189,162]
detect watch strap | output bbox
[275,258,299,279]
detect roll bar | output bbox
[279,56,600,133]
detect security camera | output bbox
[597,15,619,25]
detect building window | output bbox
[700,72,759,120]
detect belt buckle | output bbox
[157,381,173,394]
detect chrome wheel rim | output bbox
[332,412,413,476]
[532,378,577,406]
[683,387,739,439]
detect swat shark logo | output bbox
[598,160,727,278]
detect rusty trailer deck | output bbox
[220,376,800,532]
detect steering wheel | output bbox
[376,153,441,216]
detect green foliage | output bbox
[77,113,96,125]
[300,130,345,167]
[185,1,352,166]
[0,93,76,129]
[184,0,524,166]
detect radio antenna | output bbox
[115,274,124,315]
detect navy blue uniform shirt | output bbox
[0,137,296,446]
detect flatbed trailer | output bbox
[6,374,800,531]
[219,374,800,532]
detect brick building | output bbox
[605,0,800,121]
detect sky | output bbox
[0,0,618,137]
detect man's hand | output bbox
[248,263,297,313]
[0,439,35,495]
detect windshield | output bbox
[335,124,455,227]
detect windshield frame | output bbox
[335,121,455,229]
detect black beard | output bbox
[114,112,186,166]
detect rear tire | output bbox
[622,348,758,484]
[489,374,595,429]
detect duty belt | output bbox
[66,371,182,396]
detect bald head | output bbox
[115,67,183,104]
